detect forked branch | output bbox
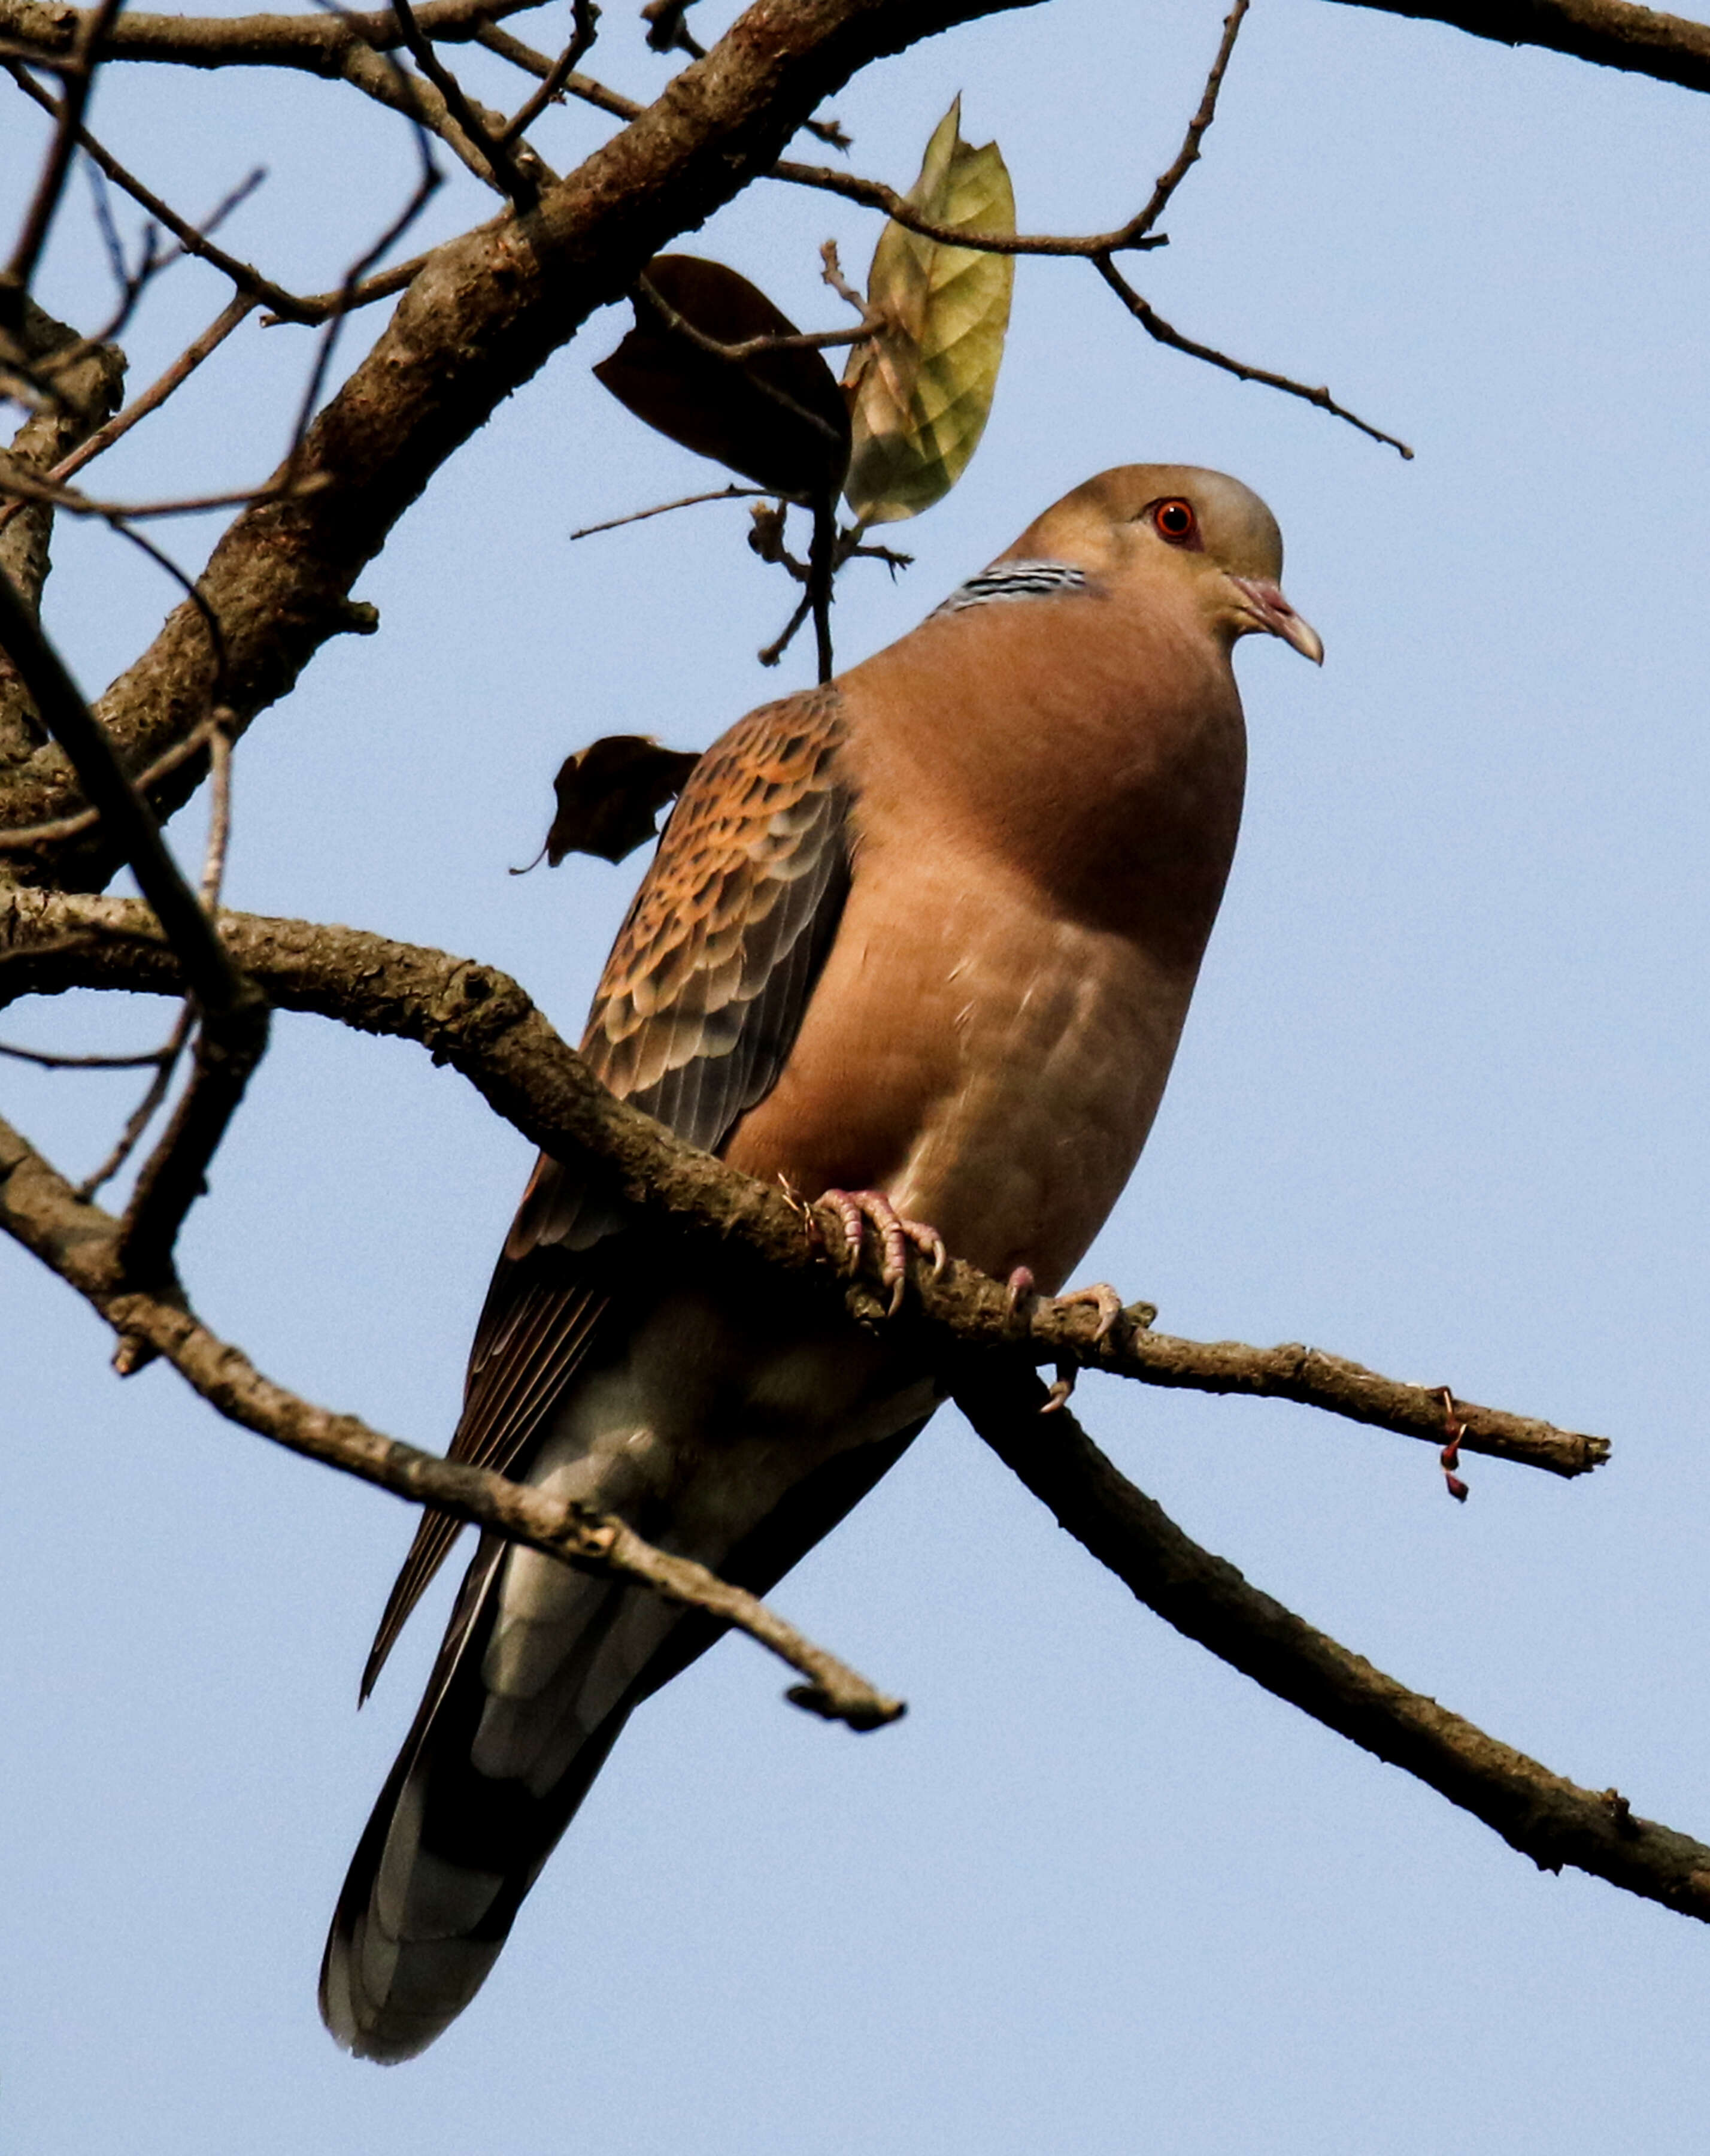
[0,1113,902,1731]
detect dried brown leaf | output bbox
[516,735,702,871]
[593,255,851,500]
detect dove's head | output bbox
[1005,464,1324,664]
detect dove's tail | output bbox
[319,1410,922,2063]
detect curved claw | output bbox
[1040,1363,1077,1415]
[1054,1280,1123,1343]
[1004,1265,1036,1325]
[815,1188,946,1316]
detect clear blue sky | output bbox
[4,1,1709,2148]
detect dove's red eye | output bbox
[1153,498,1197,544]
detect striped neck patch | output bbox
[935,559,1091,614]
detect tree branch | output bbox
[0,0,1048,877]
[953,1358,1710,1928]
[1327,0,1710,95]
[1094,257,1414,459]
[0,0,546,74]
[0,1110,902,1731]
[0,892,1611,1482]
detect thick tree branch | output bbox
[0,1111,902,1730]
[953,1359,1710,1927]
[1328,0,1710,94]
[0,0,1047,878]
[0,0,545,74]
[0,892,1611,1481]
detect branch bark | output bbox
[953,1358,1710,1928]
[0,1109,903,1731]
[0,891,1612,1481]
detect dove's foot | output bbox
[1053,1281,1124,1343]
[816,1188,947,1316]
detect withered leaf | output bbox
[593,255,851,500]
[523,735,703,870]
[843,99,1015,526]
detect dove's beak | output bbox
[1229,576,1324,665]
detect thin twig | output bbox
[38,293,253,495]
[633,272,848,451]
[282,13,442,467]
[473,22,639,119]
[4,62,322,322]
[270,247,439,325]
[1093,257,1415,459]
[0,1111,902,1731]
[0,1036,165,1067]
[1120,0,1250,246]
[74,1001,192,1197]
[569,483,783,540]
[757,585,812,668]
[769,156,1171,260]
[0,715,214,849]
[0,462,325,520]
[60,162,260,368]
[496,0,598,144]
[390,0,535,203]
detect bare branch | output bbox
[764,0,1247,261]
[4,62,325,321]
[0,461,325,520]
[0,1034,165,1067]
[769,152,1171,260]
[953,1359,1710,1928]
[77,1000,192,1196]
[388,0,539,202]
[27,293,256,501]
[496,0,598,146]
[0,1110,903,1731]
[472,22,638,116]
[0,893,1612,1483]
[0,714,216,849]
[1093,256,1415,459]
[1124,0,1248,244]
[569,482,782,540]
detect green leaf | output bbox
[842,98,1015,526]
